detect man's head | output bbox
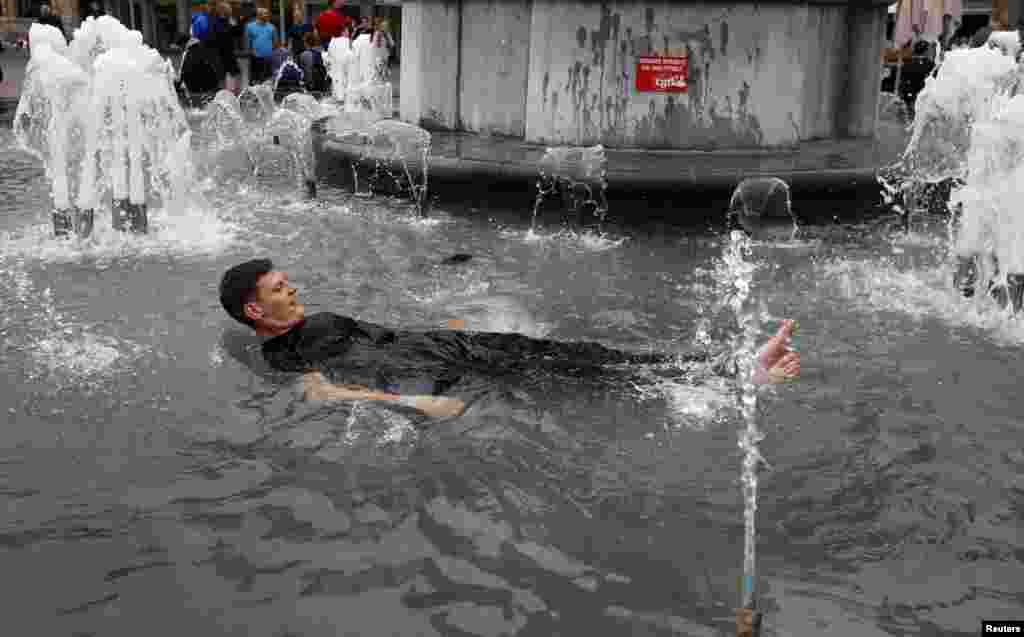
[256,7,270,22]
[332,0,345,11]
[220,259,305,335]
[40,4,51,16]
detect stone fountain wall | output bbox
[400,0,887,150]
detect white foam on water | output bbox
[3,272,150,384]
[506,227,626,251]
[0,203,241,263]
[32,332,134,379]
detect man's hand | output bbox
[755,319,800,385]
[303,372,466,418]
[406,396,466,419]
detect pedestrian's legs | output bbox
[251,56,270,84]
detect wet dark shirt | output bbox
[262,312,710,396]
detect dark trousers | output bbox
[250,55,272,85]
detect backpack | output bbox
[278,61,303,85]
[305,48,329,95]
[180,40,222,96]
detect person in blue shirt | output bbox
[190,0,211,42]
[245,8,277,84]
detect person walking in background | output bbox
[245,8,277,85]
[299,31,329,95]
[211,2,241,94]
[37,4,67,41]
[375,17,396,77]
[314,0,352,48]
[287,8,312,58]
[190,0,212,42]
[352,15,372,40]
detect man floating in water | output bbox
[219,259,801,418]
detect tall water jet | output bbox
[718,228,766,637]
[197,87,331,197]
[14,16,193,237]
[532,145,608,232]
[13,27,92,237]
[198,89,256,175]
[325,32,392,118]
[895,36,1024,311]
[267,107,316,195]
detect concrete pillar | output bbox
[841,3,886,138]
[399,0,461,130]
[1007,0,1024,30]
[458,0,530,137]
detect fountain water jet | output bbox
[890,34,1024,312]
[316,116,431,215]
[727,177,798,241]
[532,145,608,233]
[14,16,192,238]
[325,33,392,118]
[197,85,330,196]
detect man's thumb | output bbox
[777,319,795,339]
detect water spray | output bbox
[722,176,803,637]
[719,227,764,637]
[532,145,608,233]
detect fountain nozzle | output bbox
[735,607,762,637]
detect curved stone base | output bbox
[313,125,886,227]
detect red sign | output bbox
[635,56,689,93]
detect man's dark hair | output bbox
[220,258,273,328]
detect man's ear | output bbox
[243,301,264,323]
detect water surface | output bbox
[1,128,1022,637]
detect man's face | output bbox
[246,271,305,328]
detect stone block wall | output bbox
[400,0,888,149]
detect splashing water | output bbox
[319,116,432,215]
[715,229,766,609]
[196,86,340,191]
[531,145,609,235]
[13,16,201,237]
[325,33,392,118]
[891,37,1024,308]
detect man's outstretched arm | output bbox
[302,371,466,418]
